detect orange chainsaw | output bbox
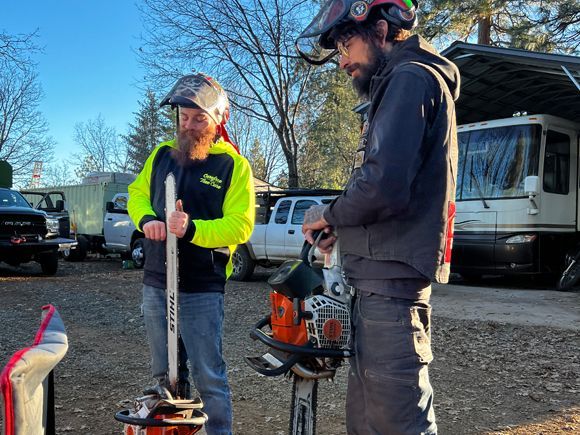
[245,232,353,435]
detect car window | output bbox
[291,200,318,225]
[274,200,291,224]
[113,195,128,211]
[543,130,570,195]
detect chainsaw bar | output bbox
[289,376,318,435]
[165,173,179,397]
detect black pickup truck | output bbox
[0,188,76,275]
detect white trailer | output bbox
[26,172,136,260]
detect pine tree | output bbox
[123,89,174,173]
[299,66,361,189]
[420,0,579,53]
[247,139,268,181]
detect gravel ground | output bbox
[0,258,578,434]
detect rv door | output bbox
[538,127,577,231]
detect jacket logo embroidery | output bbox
[200,173,223,189]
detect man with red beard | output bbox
[297,1,459,433]
[128,73,255,435]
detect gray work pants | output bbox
[346,291,437,435]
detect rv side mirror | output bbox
[55,199,65,212]
[105,201,115,212]
[524,176,540,216]
[524,176,539,196]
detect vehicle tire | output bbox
[557,260,580,291]
[231,245,255,281]
[131,238,145,269]
[63,235,88,262]
[39,252,58,275]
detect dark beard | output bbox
[352,43,387,99]
[171,125,217,166]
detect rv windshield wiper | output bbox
[470,170,490,209]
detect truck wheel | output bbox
[557,259,580,291]
[231,245,255,281]
[63,235,88,262]
[39,252,58,275]
[131,238,145,269]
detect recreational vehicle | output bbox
[441,42,580,288]
[452,114,580,282]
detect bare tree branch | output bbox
[138,0,314,186]
[73,114,129,176]
[0,32,54,186]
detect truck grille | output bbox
[0,214,46,239]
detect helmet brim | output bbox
[165,96,202,110]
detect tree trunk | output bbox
[287,161,299,188]
[478,16,491,45]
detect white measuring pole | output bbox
[165,173,179,396]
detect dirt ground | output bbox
[0,258,578,434]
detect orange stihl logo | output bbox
[322,319,342,341]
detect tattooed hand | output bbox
[302,205,335,251]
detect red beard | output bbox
[172,125,218,165]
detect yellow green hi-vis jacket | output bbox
[127,138,255,292]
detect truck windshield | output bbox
[457,124,541,200]
[0,190,32,208]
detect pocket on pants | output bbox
[358,292,402,325]
[411,306,433,364]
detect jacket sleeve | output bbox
[127,145,163,231]
[324,66,436,227]
[191,156,255,248]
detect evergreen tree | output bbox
[248,139,268,182]
[123,89,174,173]
[299,66,361,189]
[420,0,579,53]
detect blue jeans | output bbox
[142,285,232,435]
[346,291,437,435]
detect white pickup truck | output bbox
[103,190,341,276]
[231,189,341,281]
[103,193,145,267]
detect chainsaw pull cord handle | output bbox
[300,230,323,267]
[293,230,324,326]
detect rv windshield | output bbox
[457,124,541,200]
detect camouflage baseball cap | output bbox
[160,73,230,125]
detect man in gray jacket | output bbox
[297,1,460,433]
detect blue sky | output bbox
[2,1,146,165]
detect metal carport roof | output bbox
[441,42,580,125]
